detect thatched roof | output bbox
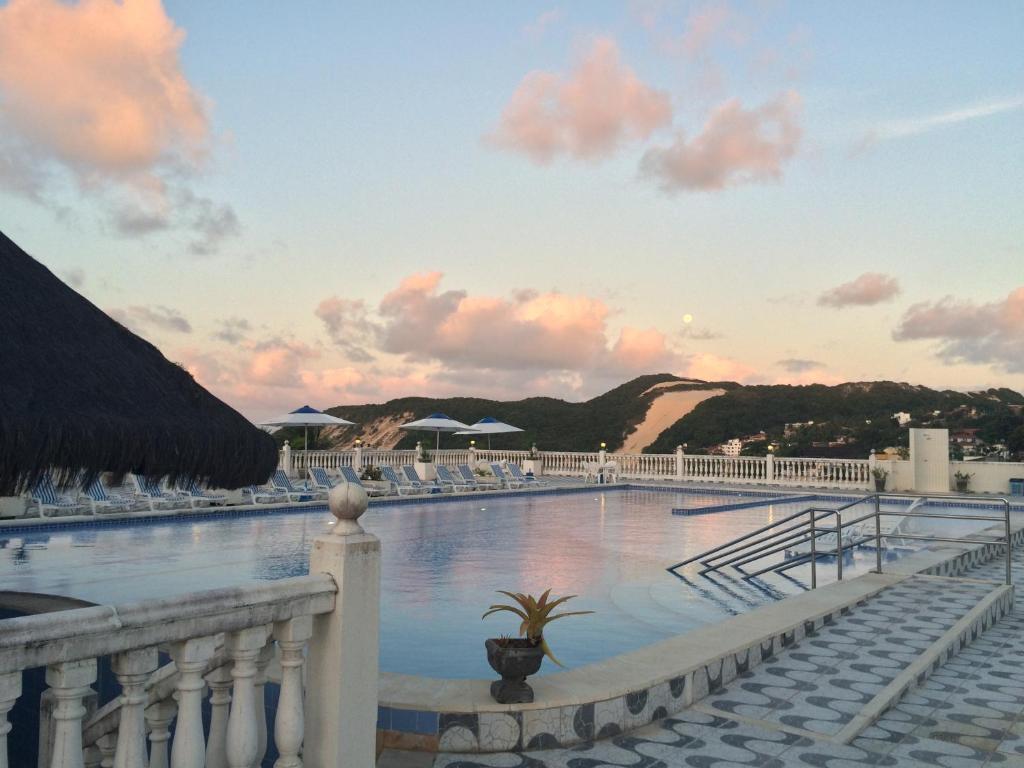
[0,230,278,494]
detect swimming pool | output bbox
[0,487,1014,677]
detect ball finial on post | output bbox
[328,482,368,534]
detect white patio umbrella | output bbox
[455,417,524,449]
[262,405,356,462]
[399,413,476,450]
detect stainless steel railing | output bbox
[667,493,1014,587]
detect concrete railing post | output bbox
[282,441,292,476]
[468,446,477,468]
[675,445,684,481]
[304,483,380,768]
[765,451,775,483]
[354,444,364,472]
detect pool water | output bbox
[0,488,1011,678]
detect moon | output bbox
[682,313,693,324]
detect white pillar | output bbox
[304,483,380,768]
[675,445,684,481]
[354,443,364,471]
[145,699,177,768]
[46,659,97,768]
[95,734,116,768]
[282,441,292,477]
[468,445,477,468]
[205,666,233,768]
[170,635,216,768]
[112,647,158,768]
[0,672,20,768]
[766,451,775,483]
[225,626,270,768]
[273,616,312,768]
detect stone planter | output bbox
[414,461,437,482]
[522,459,543,477]
[485,638,544,704]
[873,477,886,492]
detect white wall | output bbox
[950,461,1024,496]
[910,428,950,493]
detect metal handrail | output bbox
[667,492,1014,587]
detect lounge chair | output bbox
[309,466,336,494]
[272,470,324,502]
[436,465,473,492]
[402,465,435,493]
[489,463,522,489]
[177,479,227,509]
[132,474,186,511]
[339,466,391,497]
[84,478,136,514]
[506,462,547,487]
[381,466,422,496]
[456,464,495,490]
[30,473,85,517]
[242,484,289,504]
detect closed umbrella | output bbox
[455,417,524,449]
[262,406,356,464]
[399,413,476,450]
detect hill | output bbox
[273,377,1024,458]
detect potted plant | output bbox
[482,589,592,704]
[522,443,543,477]
[414,441,437,481]
[954,471,973,492]
[360,465,382,482]
[871,466,888,492]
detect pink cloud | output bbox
[676,3,747,58]
[246,338,319,387]
[488,37,672,163]
[0,0,207,180]
[683,352,756,383]
[522,8,565,41]
[818,272,900,308]
[640,91,801,191]
[893,287,1024,373]
[0,0,238,252]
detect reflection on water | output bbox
[0,490,1014,678]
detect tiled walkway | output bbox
[434,552,1024,768]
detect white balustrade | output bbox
[273,615,312,768]
[0,672,18,768]
[170,635,216,768]
[48,659,97,768]
[225,626,269,768]
[205,665,233,768]
[145,699,177,768]
[111,647,157,768]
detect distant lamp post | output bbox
[355,438,362,447]
[600,442,606,450]
[470,439,476,448]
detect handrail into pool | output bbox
[668,493,1013,588]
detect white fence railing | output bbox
[280,445,876,490]
[0,491,380,768]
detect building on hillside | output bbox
[951,428,980,446]
[784,421,814,437]
[721,438,743,457]
[893,411,912,426]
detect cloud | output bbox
[679,325,721,340]
[818,272,900,308]
[488,37,672,163]
[213,317,251,344]
[0,0,238,253]
[640,91,801,191]
[314,297,376,362]
[109,304,192,335]
[777,358,823,373]
[893,287,1024,373]
[675,3,747,59]
[523,8,565,41]
[683,352,756,383]
[247,337,319,387]
[855,95,1024,153]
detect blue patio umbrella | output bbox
[454,417,524,449]
[262,405,356,459]
[399,413,476,450]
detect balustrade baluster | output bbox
[170,636,216,768]
[205,665,233,768]
[95,734,116,768]
[83,747,101,768]
[112,646,158,768]
[0,672,19,768]
[254,642,274,765]
[47,659,97,768]
[273,616,312,768]
[225,626,270,768]
[145,699,177,768]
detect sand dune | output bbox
[621,388,725,453]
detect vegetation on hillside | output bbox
[646,382,1024,457]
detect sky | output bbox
[0,0,1021,421]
